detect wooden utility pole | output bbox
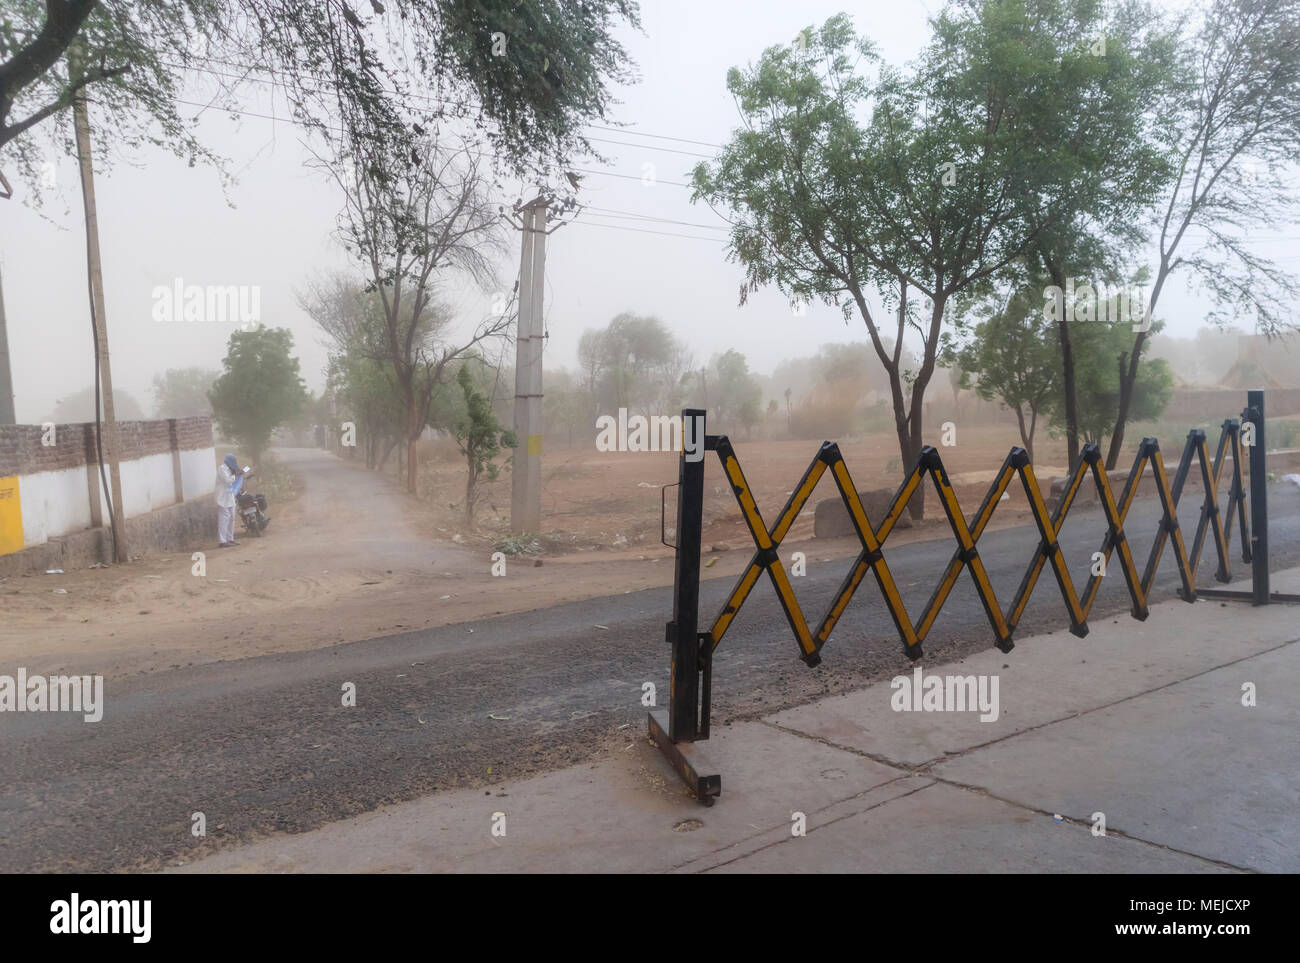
[73,83,128,563]
[510,196,548,534]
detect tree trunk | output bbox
[1107,331,1146,470]
[1106,266,1167,470]
[901,295,947,520]
[1015,405,1033,463]
[1046,263,1081,470]
[465,458,476,527]
[405,395,421,493]
[904,407,925,520]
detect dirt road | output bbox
[0,448,686,678]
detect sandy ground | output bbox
[0,427,1170,679]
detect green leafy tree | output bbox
[944,287,1060,462]
[152,366,218,418]
[454,362,516,526]
[578,312,677,413]
[963,0,1179,469]
[327,349,406,468]
[1072,318,1174,447]
[692,15,1064,517]
[208,326,309,461]
[709,349,762,437]
[0,1,641,199]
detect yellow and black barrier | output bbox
[654,390,1295,804]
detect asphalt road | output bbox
[3,482,1298,872]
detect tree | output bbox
[317,133,511,493]
[1108,0,1300,468]
[692,15,1061,517]
[49,385,143,423]
[1072,318,1175,447]
[0,1,641,197]
[152,367,218,418]
[326,349,406,468]
[454,361,515,526]
[208,326,308,461]
[708,349,762,436]
[959,0,1178,469]
[578,312,677,413]
[302,275,407,468]
[945,287,1060,462]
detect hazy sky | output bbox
[2,0,1297,423]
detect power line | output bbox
[581,205,729,231]
[169,56,725,155]
[563,219,725,242]
[169,96,728,242]
[170,97,697,187]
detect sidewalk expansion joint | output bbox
[674,775,934,874]
[921,775,1258,874]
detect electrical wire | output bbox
[170,98,697,188]
[167,56,726,153]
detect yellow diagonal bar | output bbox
[771,458,827,544]
[1009,461,1085,630]
[916,457,1009,644]
[709,561,763,648]
[767,560,816,657]
[1080,456,1146,617]
[814,455,918,652]
[720,451,772,551]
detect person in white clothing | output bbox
[215,453,245,547]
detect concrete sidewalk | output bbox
[175,569,1300,874]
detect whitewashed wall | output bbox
[180,448,217,502]
[18,445,215,550]
[19,467,92,548]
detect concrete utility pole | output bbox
[73,83,128,563]
[510,196,548,534]
[0,266,15,424]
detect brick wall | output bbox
[0,417,214,477]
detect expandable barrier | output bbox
[651,390,1298,805]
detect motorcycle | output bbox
[235,467,271,537]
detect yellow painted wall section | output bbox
[0,476,23,556]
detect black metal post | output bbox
[668,408,705,741]
[1247,389,1269,605]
